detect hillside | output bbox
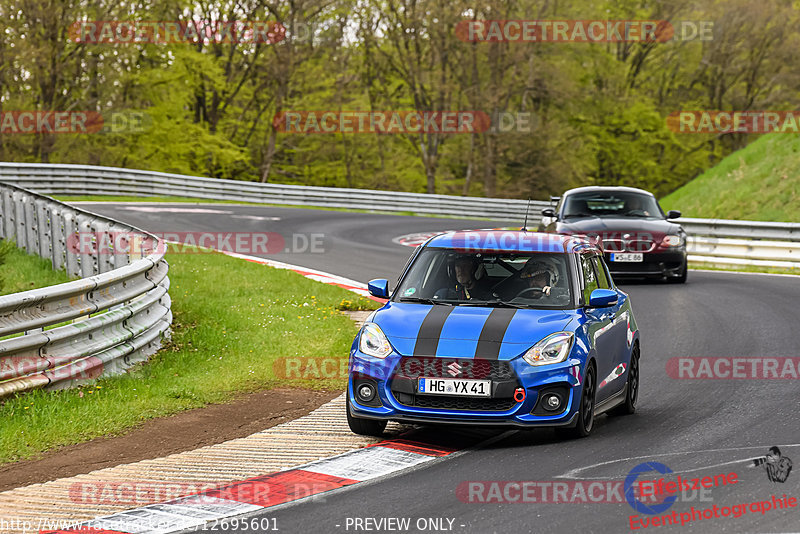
[660,135,800,222]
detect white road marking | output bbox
[230,214,281,221]
[557,443,800,479]
[120,206,234,214]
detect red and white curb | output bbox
[219,251,387,303]
[39,240,500,533]
[37,250,409,534]
[392,228,514,248]
[46,439,460,534]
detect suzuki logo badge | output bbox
[447,362,461,377]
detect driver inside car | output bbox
[625,196,651,216]
[434,255,492,301]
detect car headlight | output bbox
[359,323,392,358]
[661,234,684,247]
[522,332,574,366]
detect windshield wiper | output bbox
[398,297,453,305]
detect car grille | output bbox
[391,356,515,380]
[390,357,520,412]
[601,238,656,253]
[394,391,518,412]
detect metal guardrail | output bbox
[0,162,549,220]
[0,182,171,398]
[0,162,797,270]
[686,236,800,269]
[677,217,800,242]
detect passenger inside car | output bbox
[518,257,559,297]
[488,255,569,303]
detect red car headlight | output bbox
[661,235,684,247]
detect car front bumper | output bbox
[348,351,585,427]
[604,249,686,279]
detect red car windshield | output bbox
[562,192,664,219]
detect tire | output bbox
[346,401,387,437]
[556,363,596,439]
[609,342,639,416]
[668,262,687,284]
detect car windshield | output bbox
[562,192,664,219]
[394,248,573,309]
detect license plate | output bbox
[418,377,491,397]
[610,253,643,262]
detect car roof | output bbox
[562,185,656,197]
[424,230,598,254]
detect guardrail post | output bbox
[76,213,99,277]
[35,198,52,260]
[25,196,39,256]
[95,220,114,274]
[108,222,131,268]
[63,211,81,278]
[49,203,66,271]
[0,189,11,240]
[12,191,27,250]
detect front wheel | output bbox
[556,363,596,439]
[347,401,387,437]
[609,342,639,416]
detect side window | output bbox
[580,255,598,303]
[592,256,611,289]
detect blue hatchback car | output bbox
[347,230,640,439]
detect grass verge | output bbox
[661,135,800,221]
[689,263,800,276]
[0,246,379,464]
[0,240,71,296]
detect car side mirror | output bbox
[666,210,681,219]
[368,279,389,298]
[541,208,556,218]
[588,288,618,307]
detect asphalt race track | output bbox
[80,202,800,534]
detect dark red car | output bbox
[539,186,687,283]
